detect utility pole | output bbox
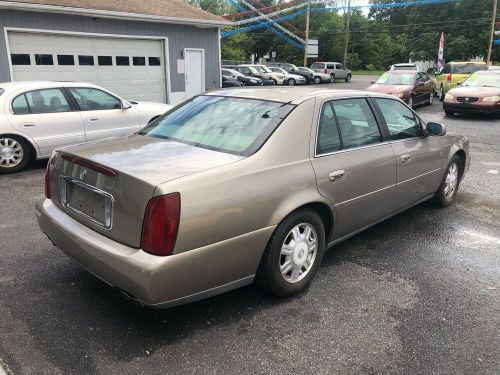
[486,0,498,65]
[303,0,311,67]
[343,0,351,66]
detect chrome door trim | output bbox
[335,183,396,206]
[397,168,442,185]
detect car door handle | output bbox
[21,123,35,128]
[401,154,412,164]
[329,170,346,182]
[87,118,99,122]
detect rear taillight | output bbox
[44,158,51,199]
[141,193,180,256]
[447,73,452,82]
[324,68,327,74]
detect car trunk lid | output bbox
[49,135,244,248]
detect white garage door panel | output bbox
[8,32,167,103]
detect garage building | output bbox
[0,0,230,104]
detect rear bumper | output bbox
[36,198,273,308]
[443,102,500,114]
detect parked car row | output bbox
[221,61,353,87]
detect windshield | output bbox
[257,66,272,73]
[393,66,416,71]
[139,96,295,156]
[452,63,487,74]
[462,73,500,88]
[247,67,258,74]
[376,72,415,85]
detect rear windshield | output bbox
[311,63,324,69]
[138,96,295,156]
[393,66,416,70]
[452,63,487,74]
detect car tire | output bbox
[0,135,32,174]
[314,76,321,84]
[345,73,352,82]
[256,208,325,297]
[438,85,445,102]
[330,74,336,83]
[287,78,296,86]
[444,109,454,117]
[433,155,461,207]
[427,92,434,105]
[242,81,248,86]
[272,79,277,86]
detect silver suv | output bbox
[310,62,352,82]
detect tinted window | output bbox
[317,102,341,155]
[78,55,94,66]
[11,54,31,65]
[98,56,113,66]
[116,56,130,66]
[375,98,423,140]
[23,89,71,114]
[452,63,487,74]
[35,54,54,65]
[441,64,451,74]
[330,99,381,149]
[133,56,146,66]
[327,64,335,69]
[69,87,122,111]
[11,94,30,114]
[139,96,295,156]
[311,63,324,69]
[149,57,161,66]
[57,55,75,65]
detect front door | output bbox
[66,87,140,141]
[373,98,443,210]
[7,87,85,156]
[184,49,205,99]
[311,97,397,240]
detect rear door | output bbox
[414,72,428,103]
[67,87,140,141]
[310,97,396,239]
[7,87,85,156]
[373,98,443,210]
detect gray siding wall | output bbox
[0,10,221,94]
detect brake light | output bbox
[324,68,327,74]
[61,154,118,177]
[44,158,51,199]
[447,73,452,82]
[141,193,180,256]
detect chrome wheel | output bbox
[444,162,459,199]
[314,76,321,84]
[288,78,296,86]
[0,137,24,168]
[279,223,317,283]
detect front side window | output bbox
[452,63,487,74]
[139,95,295,156]
[14,88,71,114]
[68,88,122,111]
[316,102,341,155]
[330,99,382,149]
[374,98,423,140]
[327,64,335,69]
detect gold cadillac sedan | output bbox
[36,88,470,308]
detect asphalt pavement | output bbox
[0,76,498,375]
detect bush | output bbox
[365,64,377,71]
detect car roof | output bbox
[449,61,486,65]
[0,81,100,92]
[205,87,390,104]
[385,70,418,74]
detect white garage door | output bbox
[7,32,167,103]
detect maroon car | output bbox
[366,71,435,108]
[443,70,500,116]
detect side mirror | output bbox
[456,81,462,86]
[426,122,446,136]
[121,100,132,109]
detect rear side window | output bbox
[375,98,423,140]
[327,64,335,69]
[139,95,295,156]
[317,102,341,154]
[330,99,382,149]
[13,88,71,114]
[452,63,487,74]
[311,63,324,69]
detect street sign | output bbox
[307,39,318,58]
[271,51,276,58]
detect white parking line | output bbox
[487,169,499,175]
